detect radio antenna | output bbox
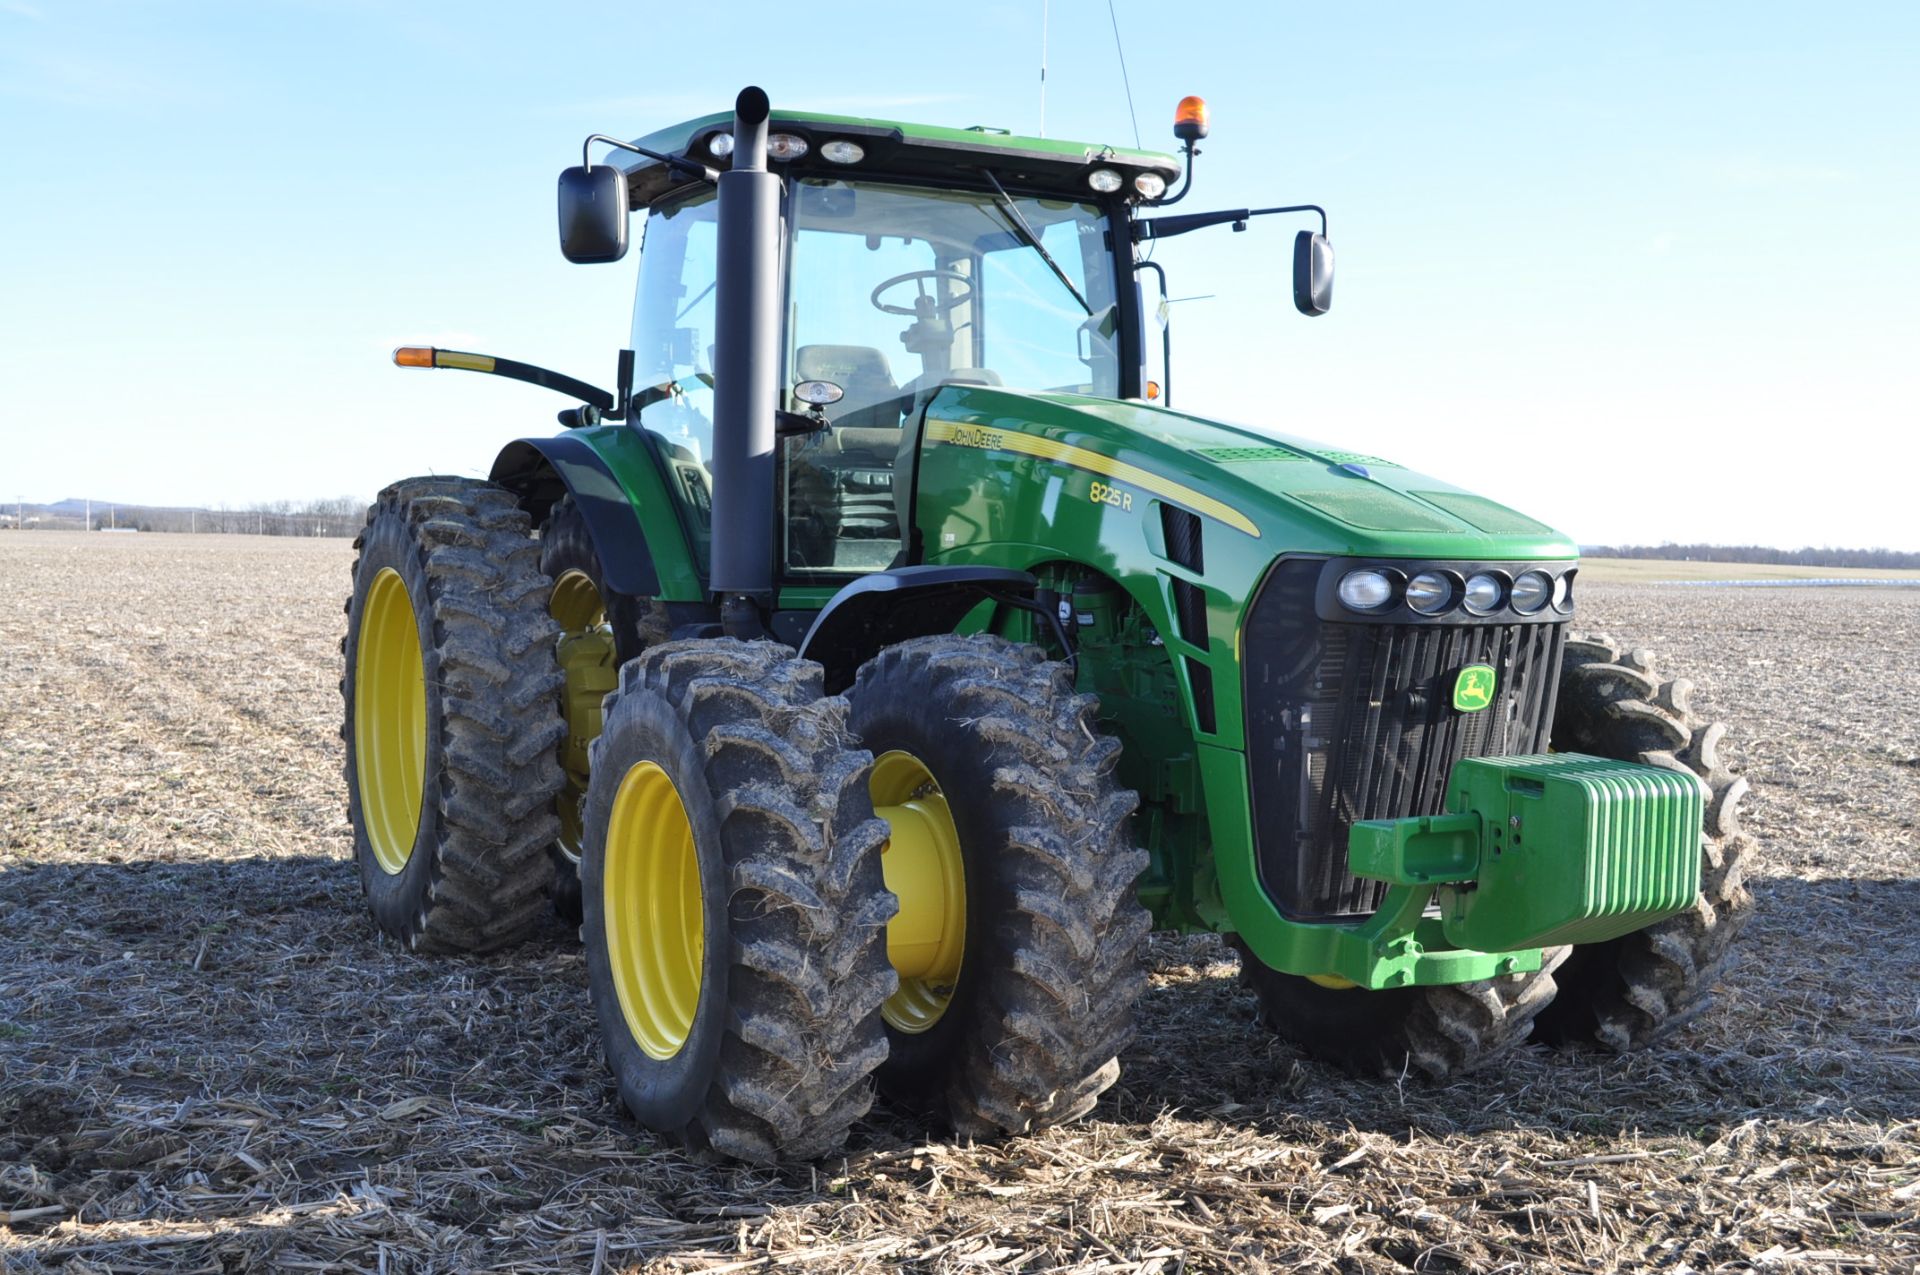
[1039,0,1049,137]
[1106,0,1141,149]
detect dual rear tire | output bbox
[341,478,565,953]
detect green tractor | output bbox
[343,87,1751,1161]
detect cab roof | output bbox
[617,109,1181,209]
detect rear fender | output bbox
[490,434,676,598]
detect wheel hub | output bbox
[603,760,703,1060]
[354,567,426,875]
[871,751,966,1033]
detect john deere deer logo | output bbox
[1454,664,1497,712]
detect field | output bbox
[1578,558,1920,584]
[2,532,1916,1273]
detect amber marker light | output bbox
[1173,95,1210,142]
[393,346,435,368]
[1146,380,1162,401]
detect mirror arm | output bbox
[584,134,718,185]
[1134,203,1328,242]
[1133,258,1174,408]
[774,407,827,438]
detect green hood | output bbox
[924,387,1579,563]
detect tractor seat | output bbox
[795,344,908,431]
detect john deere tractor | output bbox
[343,88,1751,1161]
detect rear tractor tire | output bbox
[341,477,566,953]
[581,641,896,1162]
[1529,634,1754,1050]
[540,496,672,925]
[846,635,1151,1139]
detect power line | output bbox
[1106,0,1140,149]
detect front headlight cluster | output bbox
[1336,566,1575,619]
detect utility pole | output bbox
[85,497,91,532]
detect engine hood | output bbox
[919,387,1579,563]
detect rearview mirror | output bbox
[1293,231,1333,316]
[557,165,629,263]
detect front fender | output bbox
[797,564,1038,694]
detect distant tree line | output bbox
[2,497,367,537]
[1583,542,1920,570]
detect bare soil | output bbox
[2,532,1916,1273]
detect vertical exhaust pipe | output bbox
[709,86,779,637]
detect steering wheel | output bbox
[870,269,975,317]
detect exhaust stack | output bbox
[708,86,779,636]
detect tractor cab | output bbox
[629,173,1126,576]
[409,96,1331,616]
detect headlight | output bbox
[1338,569,1395,611]
[1463,572,1504,615]
[1552,571,1575,612]
[1087,168,1123,193]
[767,133,809,161]
[1510,571,1551,614]
[820,139,864,164]
[1133,172,1167,199]
[1405,570,1455,615]
[707,133,734,158]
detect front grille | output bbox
[1242,558,1566,920]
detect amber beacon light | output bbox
[1173,96,1210,142]
[392,346,435,368]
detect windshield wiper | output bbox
[981,170,1091,316]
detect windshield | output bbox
[786,179,1120,409]
[779,180,1121,576]
[628,179,1123,579]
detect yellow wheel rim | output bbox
[354,567,427,875]
[549,568,605,633]
[872,751,967,1034]
[603,761,704,1060]
[550,569,617,864]
[1306,973,1360,990]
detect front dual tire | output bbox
[581,634,1152,1159]
[851,636,1152,1138]
[581,641,897,1162]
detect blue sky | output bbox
[1,1,1915,548]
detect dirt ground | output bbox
[2,531,1916,1273]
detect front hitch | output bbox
[1348,753,1705,957]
